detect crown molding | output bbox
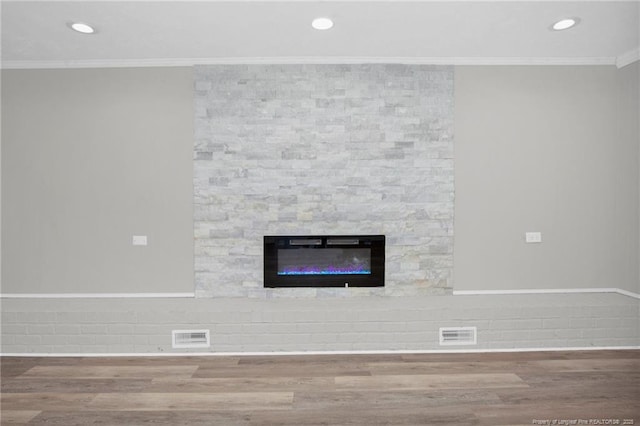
[0,56,619,70]
[616,48,640,69]
[4,0,624,2]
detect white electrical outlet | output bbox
[525,232,542,243]
[132,235,148,246]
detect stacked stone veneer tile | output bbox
[194,65,454,297]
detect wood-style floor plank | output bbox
[246,406,480,426]
[26,411,253,426]
[0,392,98,411]
[0,357,80,378]
[367,358,640,375]
[74,356,241,367]
[473,401,640,426]
[237,353,405,365]
[400,349,639,362]
[335,373,529,390]
[525,358,640,372]
[1,378,151,394]
[20,365,199,379]
[193,362,372,378]
[291,388,503,410]
[147,376,334,393]
[0,410,41,424]
[86,391,294,411]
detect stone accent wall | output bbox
[194,65,454,297]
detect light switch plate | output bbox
[132,235,148,246]
[525,232,542,243]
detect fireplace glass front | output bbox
[264,235,385,288]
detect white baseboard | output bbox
[614,288,640,299]
[1,56,619,71]
[453,288,640,300]
[2,346,639,358]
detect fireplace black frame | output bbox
[264,235,385,288]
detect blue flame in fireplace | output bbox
[278,266,371,276]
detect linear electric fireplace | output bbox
[264,235,385,288]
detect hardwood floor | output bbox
[1,350,639,425]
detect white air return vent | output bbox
[439,327,477,346]
[172,329,210,349]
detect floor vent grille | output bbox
[439,327,477,346]
[172,330,210,349]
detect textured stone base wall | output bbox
[194,65,454,298]
[1,294,637,354]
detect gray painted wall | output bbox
[1,72,3,291]
[1,68,194,294]
[454,65,639,293]
[623,63,640,293]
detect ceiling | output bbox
[2,1,639,69]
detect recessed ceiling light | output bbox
[551,18,580,31]
[312,17,334,30]
[69,22,96,34]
